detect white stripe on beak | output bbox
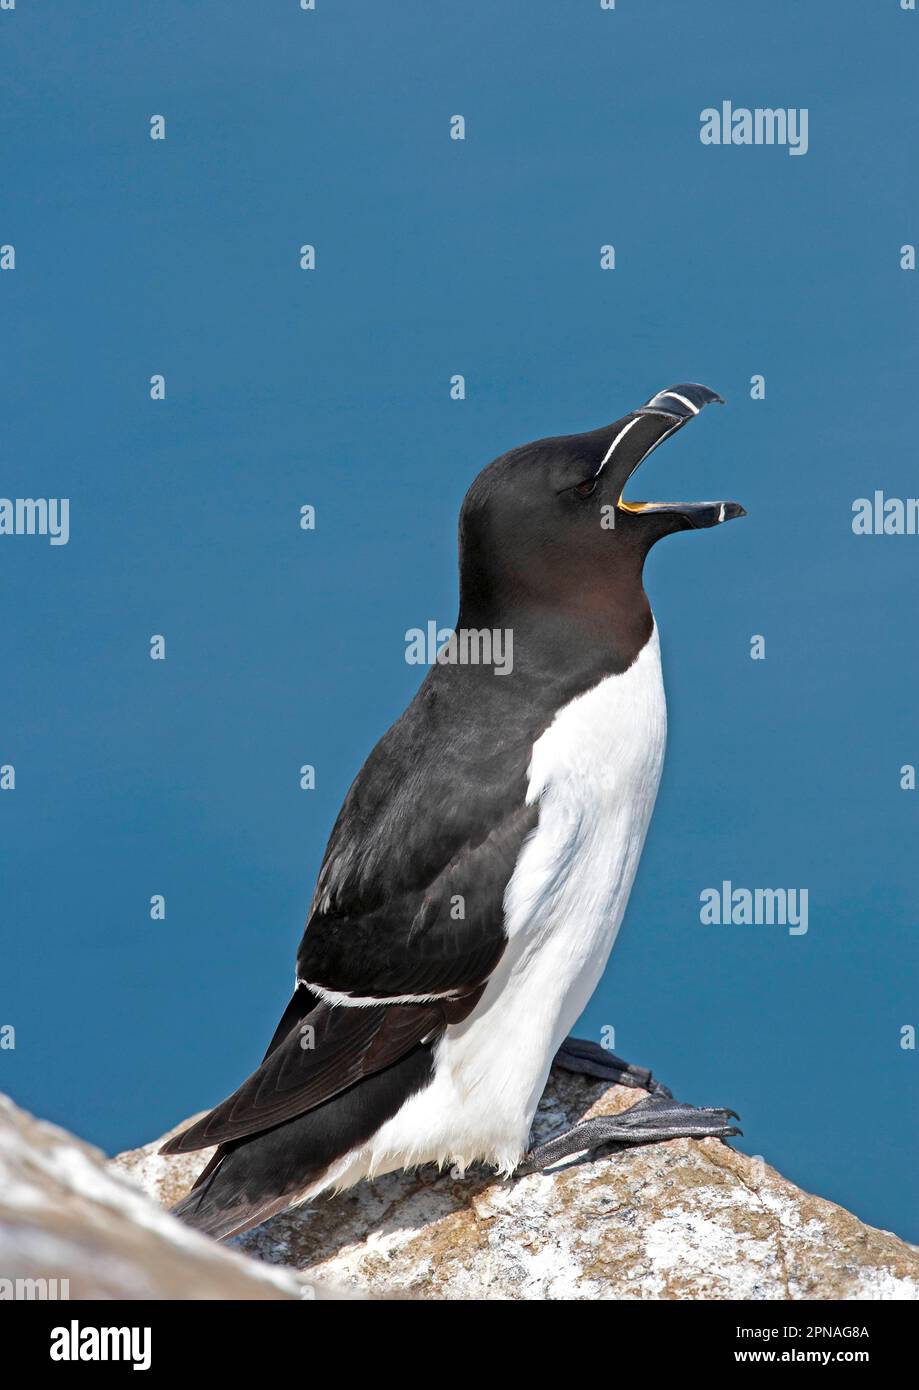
[597,415,642,473]
[647,390,700,415]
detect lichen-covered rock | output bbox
[114,1068,919,1300]
[0,1094,306,1299]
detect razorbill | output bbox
[164,382,746,1239]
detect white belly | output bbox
[308,623,667,1195]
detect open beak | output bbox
[602,384,746,529]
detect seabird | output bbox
[164,382,746,1239]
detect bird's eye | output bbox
[574,478,598,498]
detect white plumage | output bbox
[303,623,667,1198]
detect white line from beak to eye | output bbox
[648,390,700,415]
[597,415,642,473]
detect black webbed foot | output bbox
[518,1093,741,1176]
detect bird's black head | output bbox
[457,384,745,665]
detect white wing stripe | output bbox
[299,979,461,1009]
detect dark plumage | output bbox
[164,385,744,1239]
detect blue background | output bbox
[2,1,917,1244]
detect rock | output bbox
[114,1067,919,1301]
[0,1094,310,1300]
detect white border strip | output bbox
[300,978,461,1009]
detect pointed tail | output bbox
[170,1042,437,1240]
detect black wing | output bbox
[162,666,542,1157]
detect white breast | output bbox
[307,624,668,1196]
